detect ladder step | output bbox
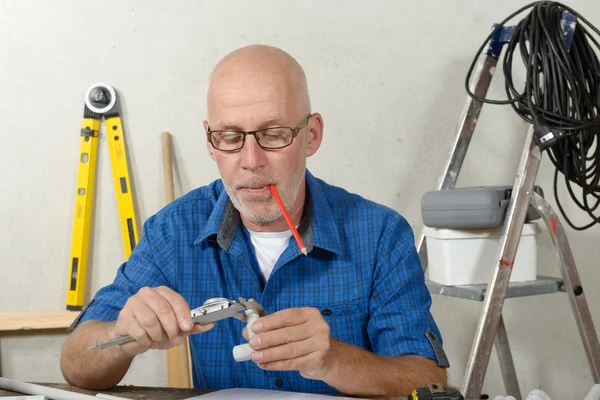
[426,275,564,301]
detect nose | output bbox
[239,134,267,172]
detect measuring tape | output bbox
[66,83,139,310]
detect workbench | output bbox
[0,383,208,399]
[0,382,411,399]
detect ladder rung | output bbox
[426,275,564,301]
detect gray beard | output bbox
[224,167,305,223]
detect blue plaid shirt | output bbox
[72,170,448,394]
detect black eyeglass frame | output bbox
[206,113,313,152]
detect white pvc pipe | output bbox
[95,393,132,400]
[233,309,260,362]
[0,377,100,400]
[232,343,253,362]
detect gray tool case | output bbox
[421,185,542,229]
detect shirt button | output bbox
[275,378,284,388]
[321,308,332,316]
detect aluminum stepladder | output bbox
[416,13,600,400]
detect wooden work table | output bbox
[0,383,209,399]
[0,382,416,399]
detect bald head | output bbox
[206,45,311,123]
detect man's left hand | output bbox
[242,307,336,380]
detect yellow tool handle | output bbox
[106,116,139,258]
[67,110,140,310]
[66,118,100,310]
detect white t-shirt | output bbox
[247,229,293,280]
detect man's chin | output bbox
[243,214,280,223]
[234,200,280,223]
[240,209,281,223]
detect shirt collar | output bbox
[193,170,342,256]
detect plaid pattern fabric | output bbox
[74,170,445,394]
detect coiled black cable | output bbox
[465,1,600,230]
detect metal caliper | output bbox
[88,297,265,350]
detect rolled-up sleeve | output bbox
[367,212,449,368]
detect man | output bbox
[60,45,449,397]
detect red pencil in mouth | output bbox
[269,184,307,256]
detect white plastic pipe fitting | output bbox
[233,309,260,362]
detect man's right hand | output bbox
[112,286,215,356]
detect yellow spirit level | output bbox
[66,83,139,310]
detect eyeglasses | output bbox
[206,114,312,152]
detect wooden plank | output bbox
[0,311,80,332]
[167,338,193,388]
[162,132,193,388]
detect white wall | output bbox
[1,0,599,398]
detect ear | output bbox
[204,120,216,161]
[305,113,324,157]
